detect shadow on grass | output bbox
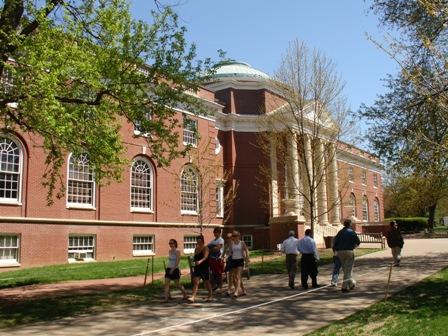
[310,267,448,336]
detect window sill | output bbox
[133,251,155,257]
[0,200,22,206]
[68,258,96,263]
[216,215,224,219]
[182,142,197,148]
[0,261,20,268]
[181,210,198,216]
[130,208,154,214]
[66,205,96,210]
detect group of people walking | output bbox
[164,228,250,303]
[282,218,403,293]
[164,218,404,302]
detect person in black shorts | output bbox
[164,239,187,302]
[188,235,212,303]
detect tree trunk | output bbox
[427,203,437,232]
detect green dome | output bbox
[213,61,270,80]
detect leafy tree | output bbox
[363,0,448,229]
[0,0,214,203]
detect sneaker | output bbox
[330,282,337,287]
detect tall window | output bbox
[348,166,354,182]
[373,198,380,222]
[0,136,22,203]
[361,169,367,185]
[362,196,369,222]
[68,235,95,261]
[67,154,95,207]
[133,235,154,256]
[1,68,14,94]
[0,235,19,265]
[183,116,198,146]
[131,158,153,211]
[373,173,379,188]
[349,193,357,217]
[216,181,224,218]
[180,166,199,214]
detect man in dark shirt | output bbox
[333,218,360,293]
[385,221,404,266]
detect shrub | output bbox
[385,217,428,233]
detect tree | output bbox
[362,1,448,229]
[0,0,214,203]
[258,40,352,234]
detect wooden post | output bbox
[151,255,154,283]
[143,257,150,286]
[385,263,393,300]
[261,252,264,273]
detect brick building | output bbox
[0,61,383,269]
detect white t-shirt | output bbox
[208,237,225,257]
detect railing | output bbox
[356,232,385,248]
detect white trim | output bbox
[0,261,21,268]
[66,205,96,210]
[181,210,198,216]
[0,134,24,204]
[130,157,154,212]
[0,216,223,228]
[66,153,96,208]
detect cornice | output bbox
[0,216,223,228]
[337,149,383,172]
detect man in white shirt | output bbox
[298,229,319,289]
[281,230,299,289]
[208,228,225,291]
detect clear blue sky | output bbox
[131,0,398,113]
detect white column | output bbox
[328,142,341,225]
[270,135,279,217]
[317,139,329,225]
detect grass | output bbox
[0,256,191,289]
[308,267,448,336]
[0,248,380,329]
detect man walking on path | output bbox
[281,230,299,289]
[386,220,404,266]
[208,228,225,291]
[333,218,361,293]
[298,229,319,289]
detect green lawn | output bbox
[308,267,448,336]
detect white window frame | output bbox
[66,153,95,209]
[130,157,154,213]
[0,135,23,205]
[348,166,354,182]
[349,193,357,218]
[216,181,224,218]
[373,198,380,222]
[180,166,199,215]
[0,234,20,267]
[183,235,198,254]
[1,67,14,94]
[68,234,96,262]
[362,196,369,222]
[133,111,152,136]
[361,169,367,185]
[242,234,253,250]
[183,116,198,147]
[373,173,379,188]
[132,235,155,256]
[214,137,222,155]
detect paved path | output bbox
[2,239,448,336]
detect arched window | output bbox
[349,193,356,218]
[0,135,22,203]
[180,166,199,214]
[67,153,95,207]
[131,157,154,211]
[373,198,380,222]
[362,196,369,222]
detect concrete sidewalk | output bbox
[2,238,448,336]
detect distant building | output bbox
[0,61,383,269]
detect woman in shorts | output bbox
[188,235,213,303]
[164,239,187,302]
[229,231,250,298]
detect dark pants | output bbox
[300,254,318,289]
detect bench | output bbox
[357,232,386,248]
